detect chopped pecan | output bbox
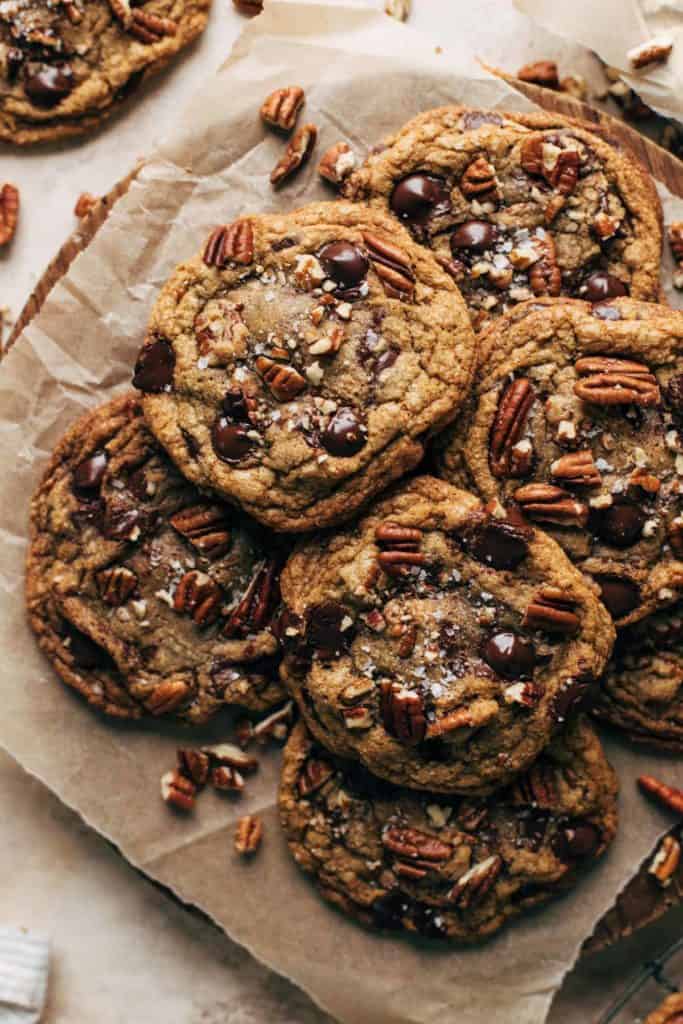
[145,678,190,715]
[550,449,601,487]
[382,826,451,868]
[196,300,249,364]
[270,123,317,187]
[74,192,98,218]
[212,764,245,792]
[160,770,196,811]
[252,700,294,743]
[529,233,562,296]
[669,222,683,264]
[235,814,263,855]
[173,570,223,627]
[544,194,566,226]
[648,834,681,886]
[516,60,559,89]
[256,355,306,401]
[638,774,683,815]
[593,211,620,240]
[379,680,426,744]
[489,378,535,478]
[461,155,497,197]
[223,558,280,637]
[627,36,673,69]
[0,184,19,247]
[202,742,259,771]
[203,219,255,267]
[177,748,210,786]
[511,761,558,806]
[298,756,334,796]
[318,142,356,186]
[260,86,305,132]
[522,587,580,634]
[449,855,503,908]
[343,706,373,730]
[574,357,660,407]
[128,9,177,43]
[514,483,589,527]
[170,504,232,559]
[362,232,415,300]
[96,566,138,606]
[503,680,545,707]
[396,624,418,658]
[426,708,475,738]
[548,149,579,196]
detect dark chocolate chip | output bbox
[590,498,645,548]
[132,338,175,393]
[222,388,251,422]
[305,601,354,658]
[372,890,411,930]
[72,450,107,497]
[552,677,590,722]
[592,303,621,321]
[211,417,255,464]
[390,173,450,225]
[594,575,641,620]
[102,507,146,541]
[66,626,114,671]
[482,631,536,679]
[552,820,600,861]
[24,62,74,107]
[6,47,23,82]
[322,407,367,457]
[451,220,497,253]
[515,809,551,851]
[319,242,369,288]
[464,520,530,570]
[374,347,399,377]
[412,903,449,939]
[583,272,628,303]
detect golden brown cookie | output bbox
[645,993,683,1024]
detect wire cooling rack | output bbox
[598,935,683,1023]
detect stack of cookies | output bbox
[28,104,683,943]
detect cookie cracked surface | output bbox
[344,107,662,329]
[137,201,477,532]
[279,716,618,942]
[278,476,614,794]
[0,0,211,145]
[26,393,285,722]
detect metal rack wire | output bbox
[598,935,683,1023]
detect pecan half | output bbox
[177,748,210,786]
[235,814,263,855]
[548,149,579,196]
[160,770,196,811]
[379,680,426,744]
[449,855,503,908]
[211,765,245,792]
[550,449,601,487]
[260,86,305,132]
[173,571,223,627]
[382,826,451,868]
[362,232,415,300]
[648,834,681,886]
[270,123,317,187]
[489,378,535,477]
[318,142,356,186]
[523,587,580,634]
[96,566,138,606]
[145,678,190,715]
[461,156,496,197]
[574,357,660,407]
[170,504,232,559]
[529,233,562,296]
[516,60,559,89]
[256,355,306,401]
[202,742,259,771]
[514,483,589,527]
[128,9,177,43]
[203,219,254,267]
[638,774,683,815]
[298,756,334,796]
[74,192,97,218]
[0,183,19,247]
[375,522,425,578]
[223,558,280,637]
[511,761,558,806]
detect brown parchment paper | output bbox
[2,5,683,1023]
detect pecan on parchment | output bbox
[362,232,415,300]
[177,748,210,786]
[516,60,559,89]
[648,834,681,887]
[489,378,535,478]
[161,769,196,811]
[0,184,19,247]
[235,814,263,855]
[638,774,683,815]
[270,123,317,187]
[260,86,305,132]
[574,357,660,407]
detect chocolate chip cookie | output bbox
[645,994,683,1024]
[437,297,683,628]
[279,715,618,942]
[344,107,662,329]
[27,393,285,722]
[0,0,210,145]
[136,202,477,533]
[277,476,614,794]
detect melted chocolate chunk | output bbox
[451,220,497,253]
[319,242,368,288]
[463,519,530,571]
[66,625,115,671]
[132,338,175,393]
[584,272,628,303]
[390,173,450,225]
[102,506,147,541]
[516,808,551,850]
[483,631,536,679]
[552,677,590,723]
[72,450,107,497]
[590,498,645,549]
[595,575,641,620]
[552,820,600,861]
[222,388,251,422]
[24,63,74,107]
[372,890,411,930]
[211,417,254,464]
[412,903,449,939]
[305,601,354,658]
[322,407,367,457]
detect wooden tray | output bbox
[7,83,683,956]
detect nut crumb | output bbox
[627,35,673,69]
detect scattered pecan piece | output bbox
[74,192,98,218]
[574,357,660,407]
[511,761,558,806]
[426,708,475,738]
[523,587,580,634]
[516,60,559,89]
[170,504,232,559]
[382,826,451,867]
[379,680,426,745]
[648,834,681,887]
[128,9,177,43]
[375,522,425,578]
[550,449,601,487]
[145,678,190,715]
[385,0,410,20]
[461,155,496,197]
[161,769,196,811]
[202,742,259,771]
[96,566,138,606]
[212,764,245,792]
[177,747,210,786]
[489,378,535,478]
[627,36,673,69]
[223,558,280,637]
[362,232,415,300]
[270,123,317,187]
[638,775,683,815]
[514,483,589,527]
[260,86,305,132]
[256,355,306,401]
[252,700,294,743]
[233,0,262,12]
[0,184,19,247]
[173,570,223,627]
[318,142,356,186]
[298,755,334,796]
[503,680,545,707]
[529,233,562,296]
[449,855,503,908]
[235,814,263,855]
[203,219,254,267]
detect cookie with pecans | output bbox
[26,393,285,722]
[644,994,683,1024]
[279,715,618,942]
[135,201,476,532]
[0,0,211,145]
[343,106,661,329]
[277,475,614,794]
[436,297,683,629]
